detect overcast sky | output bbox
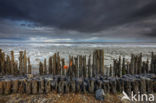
[0,0,156,42]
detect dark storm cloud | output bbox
[0,0,156,41]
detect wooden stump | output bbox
[26,79,32,94]
[4,80,11,95]
[38,79,44,94]
[12,79,19,93]
[32,79,38,94]
[0,81,4,94]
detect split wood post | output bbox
[138,53,142,74]
[18,79,26,94]
[4,80,11,95]
[44,59,47,74]
[146,78,153,94]
[39,62,43,75]
[24,50,27,74]
[119,56,122,77]
[11,51,14,74]
[38,78,44,94]
[126,62,130,74]
[88,55,92,78]
[100,50,104,75]
[103,80,110,94]
[56,52,61,75]
[113,59,117,77]
[14,62,18,75]
[88,79,95,93]
[45,78,52,93]
[26,79,32,94]
[32,79,38,94]
[1,52,5,75]
[130,54,134,75]
[82,56,87,78]
[122,58,126,75]
[12,79,19,93]
[74,57,79,78]
[79,55,83,77]
[109,64,113,77]
[28,57,32,74]
[139,77,146,94]
[131,79,139,94]
[109,79,116,94]
[53,53,56,75]
[19,51,24,75]
[61,58,65,75]
[48,56,52,74]
[6,55,11,74]
[0,81,4,94]
[124,79,131,96]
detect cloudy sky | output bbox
[0,0,156,42]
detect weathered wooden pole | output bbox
[100,50,104,75]
[19,51,24,75]
[39,62,43,75]
[6,55,11,74]
[61,58,65,75]
[28,57,32,74]
[53,53,56,75]
[24,50,27,74]
[88,55,92,78]
[82,56,87,78]
[79,55,83,77]
[11,51,15,74]
[48,56,52,74]
[122,58,126,75]
[75,57,79,78]
[44,59,47,74]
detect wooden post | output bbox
[38,79,44,94]
[6,55,11,74]
[61,58,65,75]
[53,53,56,75]
[78,55,82,77]
[24,50,27,74]
[26,80,32,94]
[122,58,126,75]
[44,59,47,74]
[48,56,52,74]
[119,56,122,77]
[12,79,19,93]
[100,50,104,75]
[19,51,24,75]
[75,57,79,78]
[32,79,38,94]
[28,57,32,74]
[1,52,5,75]
[88,55,92,78]
[11,51,14,74]
[0,81,4,94]
[4,80,11,95]
[109,64,113,77]
[138,53,142,74]
[83,56,87,78]
[39,62,43,75]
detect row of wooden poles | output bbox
[0,74,155,95]
[0,49,32,75]
[39,50,104,78]
[108,52,156,77]
[0,48,156,77]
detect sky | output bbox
[0,0,156,42]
